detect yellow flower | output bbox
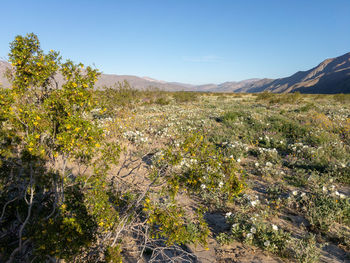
[36,116,41,120]
[66,124,71,129]
[35,134,40,139]
[95,143,101,147]
[72,82,77,88]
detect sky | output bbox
[0,0,349,85]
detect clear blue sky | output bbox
[1,0,349,84]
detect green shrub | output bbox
[333,93,350,103]
[173,91,198,103]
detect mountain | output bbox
[0,61,190,91]
[1,52,350,93]
[232,52,350,94]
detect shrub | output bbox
[173,91,198,103]
[0,33,212,263]
[0,33,124,262]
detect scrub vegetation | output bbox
[0,34,349,263]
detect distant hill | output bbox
[232,52,350,94]
[0,61,191,91]
[1,52,350,93]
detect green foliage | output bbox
[0,33,121,262]
[287,235,322,263]
[220,213,291,256]
[256,91,275,101]
[333,93,350,103]
[152,132,244,204]
[172,91,198,103]
[256,91,302,104]
[144,200,209,246]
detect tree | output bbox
[0,33,120,262]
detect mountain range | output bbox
[1,52,350,94]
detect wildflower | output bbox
[322,186,327,192]
[292,190,298,196]
[250,200,259,207]
[300,192,306,197]
[255,162,259,167]
[201,184,206,189]
[250,227,256,234]
[247,233,253,239]
[225,212,232,218]
[219,181,224,188]
[335,191,340,196]
[272,224,278,231]
[339,193,346,199]
[237,158,241,163]
[264,240,270,246]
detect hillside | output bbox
[1,52,350,93]
[0,61,190,91]
[233,52,350,94]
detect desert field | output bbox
[94,89,350,262]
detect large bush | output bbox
[0,33,228,263]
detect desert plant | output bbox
[0,33,213,263]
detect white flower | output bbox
[250,200,259,207]
[272,224,278,231]
[300,192,306,197]
[292,190,298,196]
[237,158,241,163]
[231,223,239,229]
[219,181,224,188]
[225,212,232,218]
[201,184,206,189]
[264,240,270,246]
[335,191,340,196]
[250,227,256,234]
[322,186,327,192]
[266,162,273,167]
[339,193,346,199]
[247,233,253,239]
[255,162,259,167]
